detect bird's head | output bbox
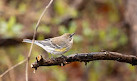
[62,33,75,42]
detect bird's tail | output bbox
[23,39,34,43]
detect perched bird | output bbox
[23,33,75,55]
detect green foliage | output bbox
[89,45,101,52]
[55,0,66,15]
[82,21,96,43]
[127,64,136,72]
[54,0,78,17]
[59,25,68,34]
[108,11,119,23]
[53,67,67,81]
[0,0,134,81]
[73,35,83,43]
[89,62,100,81]
[82,21,92,37]
[0,49,9,64]
[18,3,27,13]
[17,54,25,62]
[59,21,81,43]
[38,24,51,34]
[59,21,77,34]
[39,66,67,81]
[37,34,45,40]
[119,33,128,45]
[0,16,23,38]
[69,22,77,33]
[105,27,128,49]
[81,23,128,51]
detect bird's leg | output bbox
[60,54,66,66]
[61,54,66,58]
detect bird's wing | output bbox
[37,38,62,49]
[23,38,67,49]
[50,37,68,48]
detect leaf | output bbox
[83,27,92,36]
[13,24,23,34]
[55,0,66,15]
[82,21,92,36]
[18,3,26,13]
[69,22,77,33]
[119,33,128,45]
[73,35,83,43]
[17,54,25,62]
[39,25,51,34]
[99,30,106,40]
[8,16,16,29]
[59,25,68,34]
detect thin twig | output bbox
[25,0,53,81]
[0,0,53,80]
[0,59,27,78]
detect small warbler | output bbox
[23,33,75,55]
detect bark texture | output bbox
[31,52,137,70]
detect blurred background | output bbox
[0,0,137,81]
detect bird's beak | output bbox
[70,33,75,37]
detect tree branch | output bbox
[31,52,137,70]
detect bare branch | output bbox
[31,52,137,70]
[25,0,53,81]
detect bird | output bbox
[23,33,75,56]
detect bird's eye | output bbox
[69,35,73,38]
[69,33,75,38]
